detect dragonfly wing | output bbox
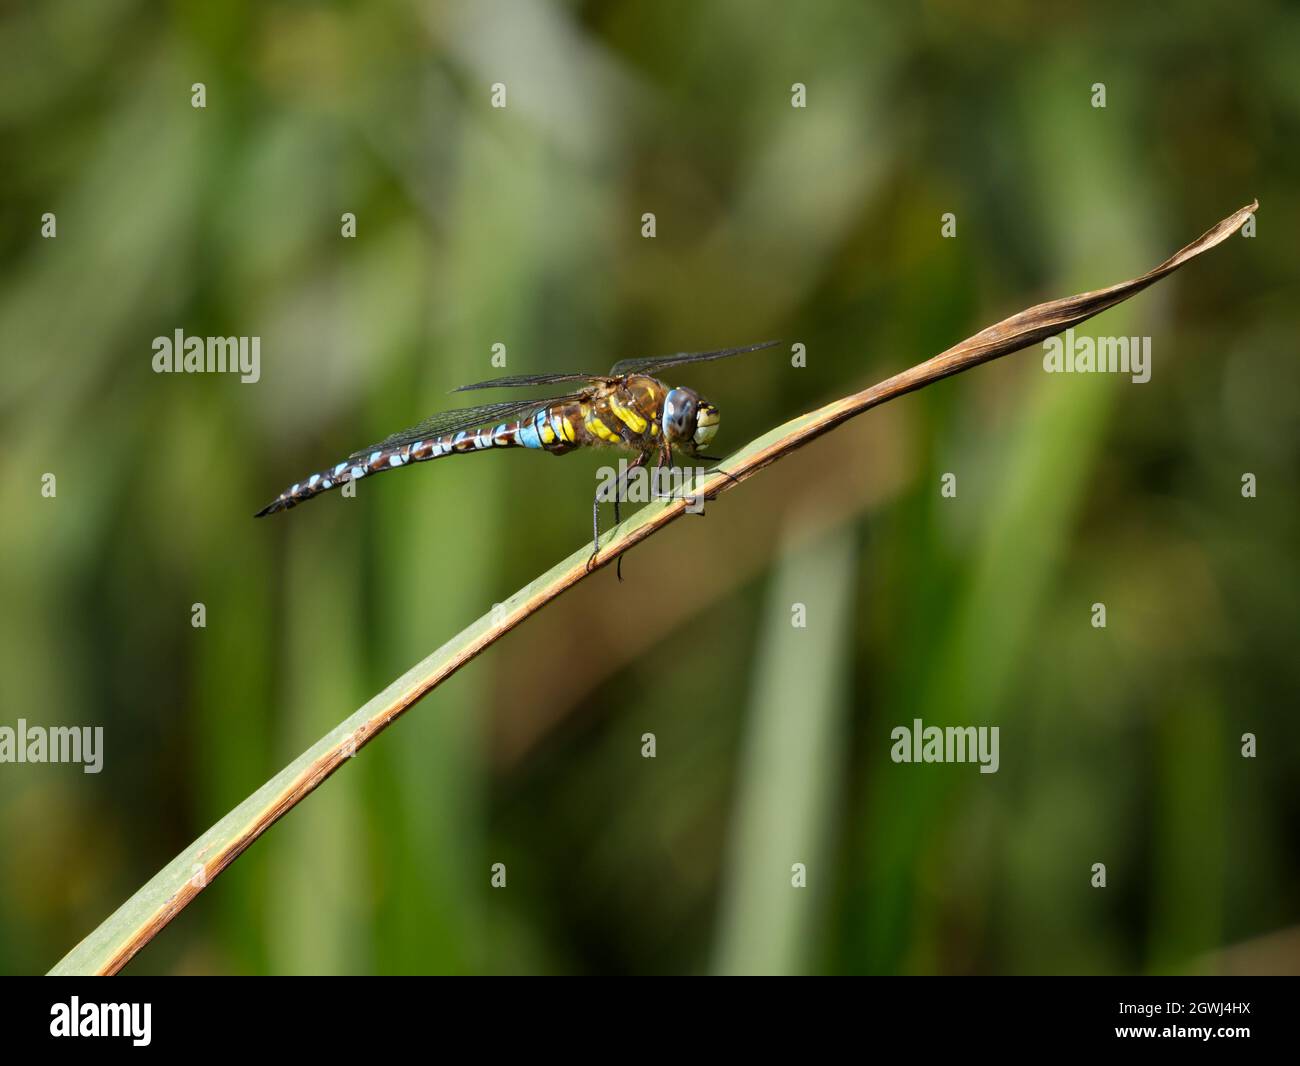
[344,394,587,461]
[453,372,613,392]
[608,339,781,377]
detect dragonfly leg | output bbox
[615,451,650,581]
[690,455,741,503]
[588,450,649,579]
[587,495,601,573]
[648,436,672,500]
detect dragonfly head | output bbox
[663,387,719,452]
[693,400,720,450]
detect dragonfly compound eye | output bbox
[663,388,699,443]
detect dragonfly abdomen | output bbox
[255,420,529,517]
[256,386,664,518]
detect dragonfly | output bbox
[256,339,781,568]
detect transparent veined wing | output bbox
[452,340,782,389]
[344,393,587,461]
[607,339,781,377]
[452,371,614,392]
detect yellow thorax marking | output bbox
[609,396,647,434]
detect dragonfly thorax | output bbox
[662,386,719,452]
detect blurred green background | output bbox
[2,0,1297,976]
